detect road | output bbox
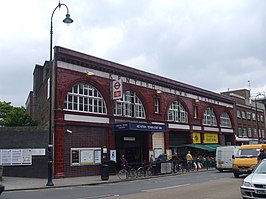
[1,171,244,199]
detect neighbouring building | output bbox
[221,89,266,145]
[26,46,236,178]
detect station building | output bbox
[27,46,235,178]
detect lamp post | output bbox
[255,93,265,144]
[47,2,73,186]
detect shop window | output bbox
[203,107,217,126]
[167,101,188,123]
[64,84,107,114]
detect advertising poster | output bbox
[110,150,116,162]
[80,150,94,165]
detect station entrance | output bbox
[115,131,148,164]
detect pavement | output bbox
[0,174,121,192]
[0,168,215,192]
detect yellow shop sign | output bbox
[192,132,201,144]
[203,133,218,144]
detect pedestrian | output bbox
[149,154,155,163]
[172,152,179,172]
[257,149,266,163]
[120,155,128,169]
[186,150,193,172]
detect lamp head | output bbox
[63,14,73,25]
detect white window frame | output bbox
[203,107,217,126]
[167,101,188,123]
[114,91,145,118]
[154,97,159,114]
[220,112,232,128]
[64,84,107,114]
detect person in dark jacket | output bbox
[257,149,266,163]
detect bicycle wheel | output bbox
[129,168,137,178]
[146,166,153,176]
[137,167,144,177]
[118,169,127,180]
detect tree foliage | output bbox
[0,101,37,127]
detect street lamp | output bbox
[255,93,265,144]
[47,2,73,186]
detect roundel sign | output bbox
[112,79,123,100]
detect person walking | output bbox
[186,150,193,172]
[149,154,155,164]
[257,149,266,163]
[172,152,179,172]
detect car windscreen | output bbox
[254,161,266,174]
[235,148,260,158]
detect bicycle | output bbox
[137,162,155,177]
[136,163,151,177]
[118,165,137,180]
[174,163,184,173]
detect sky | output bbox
[1,0,266,107]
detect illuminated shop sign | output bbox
[113,122,167,132]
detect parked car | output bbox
[240,159,266,199]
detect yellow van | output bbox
[232,144,266,178]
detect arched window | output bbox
[64,84,107,114]
[203,107,217,126]
[220,112,232,128]
[167,101,188,123]
[114,91,145,118]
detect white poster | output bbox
[110,150,116,162]
[22,149,32,165]
[2,149,12,165]
[94,150,101,164]
[154,148,163,159]
[80,150,94,165]
[12,149,22,165]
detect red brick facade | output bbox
[29,46,237,178]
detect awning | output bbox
[180,144,220,152]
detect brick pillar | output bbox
[108,126,115,149]
[147,133,152,150]
[54,125,65,178]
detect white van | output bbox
[216,146,240,172]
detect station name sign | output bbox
[113,122,166,132]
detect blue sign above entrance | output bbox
[113,122,167,132]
